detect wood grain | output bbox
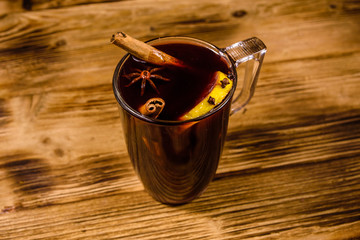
[0,0,23,14]
[22,0,122,10]
[0,0,359,239]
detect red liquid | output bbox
[118,42,232,120]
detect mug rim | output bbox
[112,36,237,125]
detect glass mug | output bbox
[113,36,266,204]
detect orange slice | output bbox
[180,71,233,120]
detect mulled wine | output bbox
[112,34,266,204]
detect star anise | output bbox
[123,67,170,96]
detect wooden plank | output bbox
[0,157,359,239]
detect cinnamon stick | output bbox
[138,98,165,119]
[111,32,185,68]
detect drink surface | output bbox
[118,41,232,121]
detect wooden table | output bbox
[1,0,359,239]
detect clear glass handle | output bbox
[223,37,267,115]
